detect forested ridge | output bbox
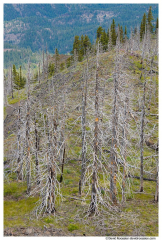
[4,4,158,53]
[4,6,158,237]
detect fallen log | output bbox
[126,174,157,182]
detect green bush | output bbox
[68,223,79,232]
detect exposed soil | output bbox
[4,227,73,236]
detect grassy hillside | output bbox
[4,33,158,236]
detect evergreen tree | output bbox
[107,28,110,40]
[48,62,55,77]
[66,56,73,68]
[12,64,19,89]
[111,19,117,45]
[147,6,154,33]
[140,13,147,40]
[19,66,26,89]
[155,17,158,33]
[100,29,108,50]
[83,35,91,53]
[55,48,59,72]
[97,26,103,39]
[124,26,127,37]
[120,25,124,43]
[13,65,26,90]
[72,35,80,55]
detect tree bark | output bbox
[46,113,57,213]
[89,43,99,213]
[140,78,146,192]
[122,98,128,203]
[26,62,31,194]
[80,66,88,195]
[34,113,40,185]
[17,97,22,181]
[110,57,118,205]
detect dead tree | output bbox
[26,61,31,194]
[34,113,40,185]
[38,62,40,85]
[154,158,158,202]
[110,77,118,204]
[122,97,128,203]
[46,112,57,213]
[89,43,99,213]
[46,43,48,80]
[79,66,88,195]
[10,66,14,99]
[17,88,22,181]
[109,42,121,205]
[59,80,66,183]
[43,50,45,81]
[108,30,112,51]
[4,71,7,106]
[139,74,146,192]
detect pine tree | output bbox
[147,6,154,33]
[107,28,110,40]
[111,19,117,46]
[13,64,20,90]
[155,17,158,34]
[55,48,59,72]
[97,26,103,39]
[124,26,127,36]
[120,25,124,43]
[140,13,147,40]
[83,35,91,54]
[72,35,80,55]
[101,29,108,51]
[48,62,55,77]
[19,66,26,89]
[79,35,85,61]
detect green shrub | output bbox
[68,223,79,232]
[66,169,71,174]
[44,217,54,224]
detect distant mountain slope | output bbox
[4,4,158,54]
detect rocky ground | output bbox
[4,226,75,236]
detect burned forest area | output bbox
[3,17,158,237]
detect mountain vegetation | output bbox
[4,5,158,237]
[4,4,158,54]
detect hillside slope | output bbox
[4,31,158,236]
